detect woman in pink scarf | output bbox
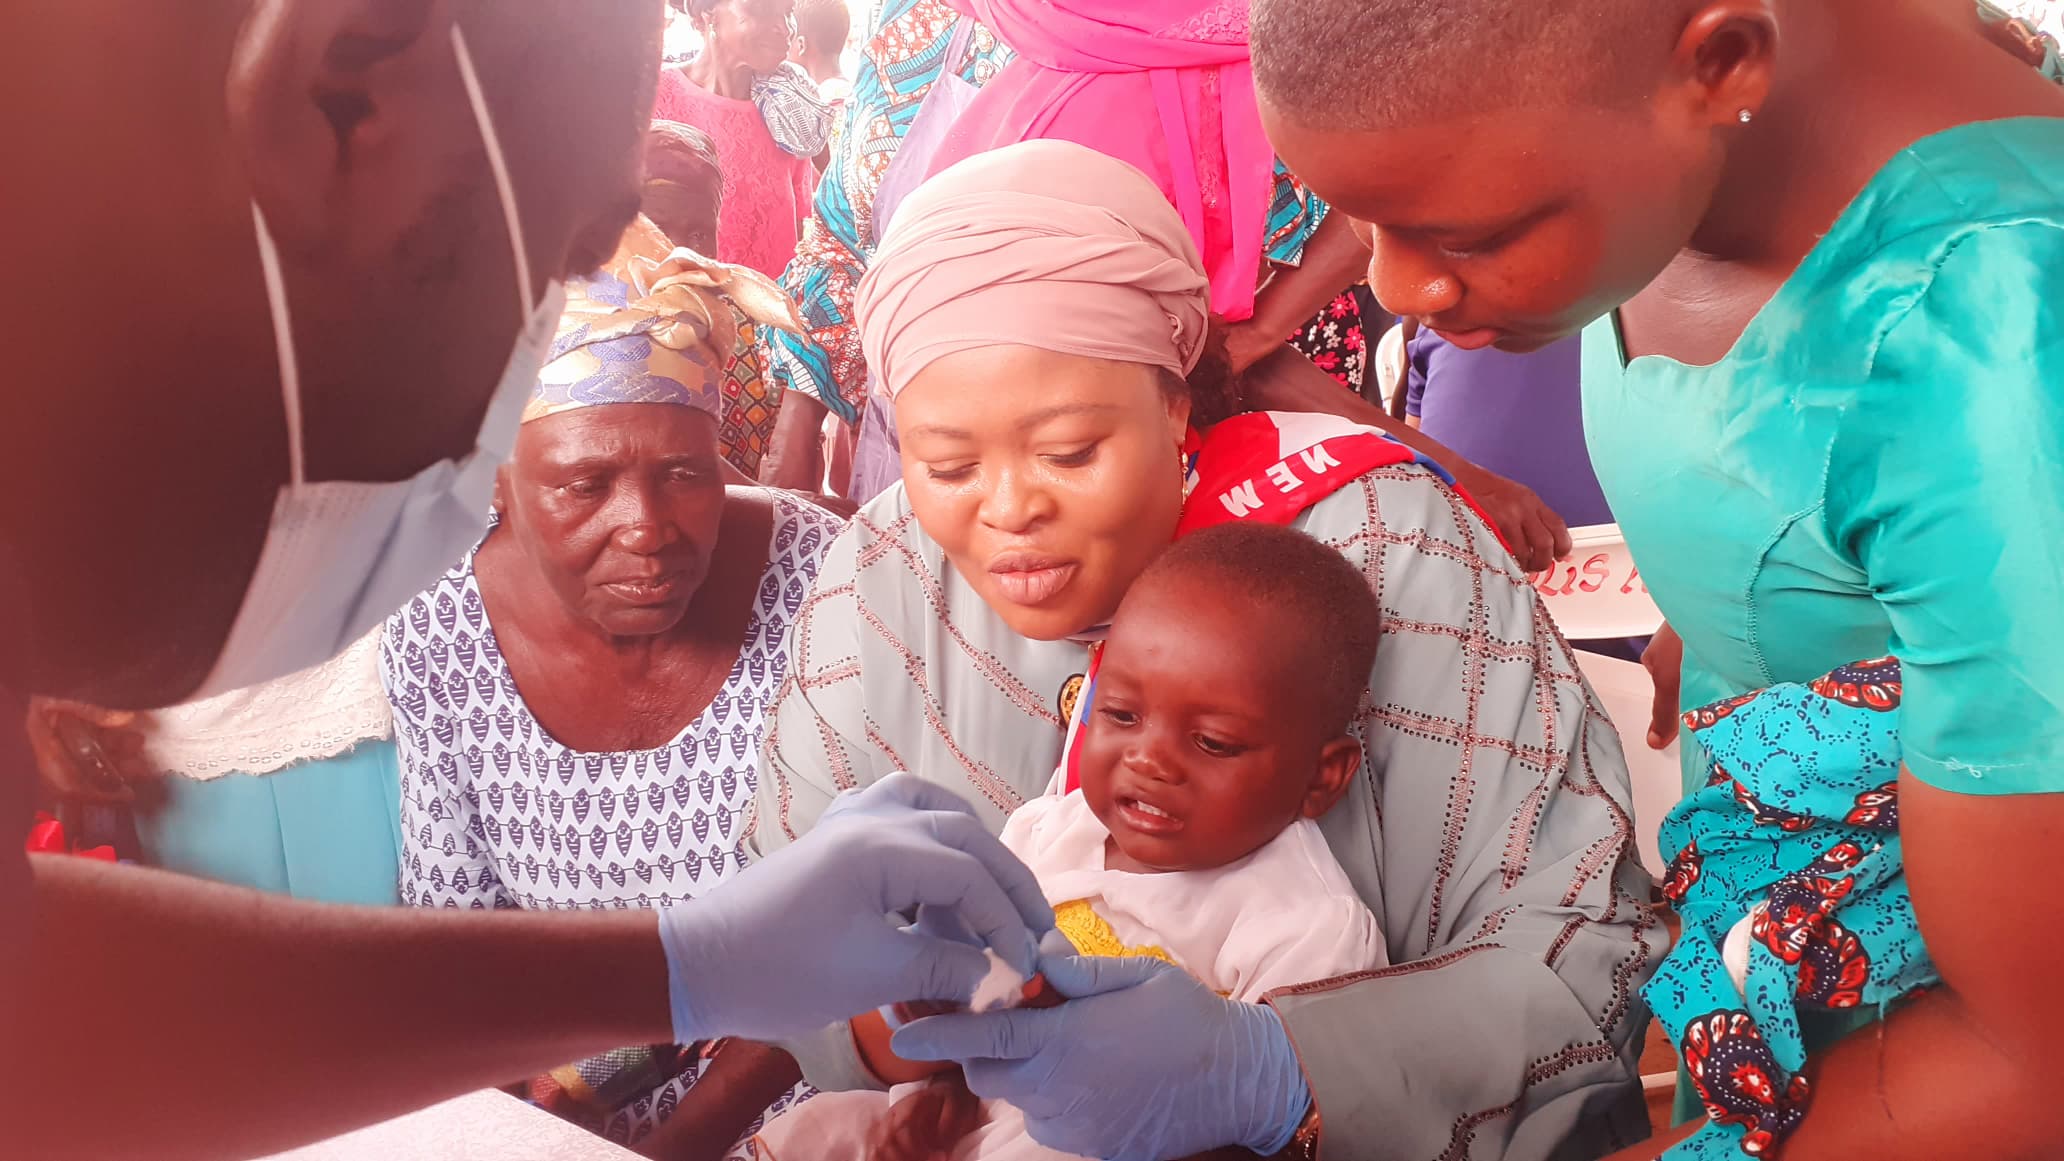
[930,1,1277,323]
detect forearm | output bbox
[759,390,829,492]
[638,1041,803,1161]
[1225,214,1370,372]
[12,856,669,1161]
[1616,990,2060,1161]
[1241,345,1478,479]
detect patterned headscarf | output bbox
[856,140,1211,399]
[526,217,805,423]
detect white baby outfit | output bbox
[748,783,1385,1160]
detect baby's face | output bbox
[1077,574,1333,873]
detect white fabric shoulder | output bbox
[1004,790,1386,1002]
[143,630,391,781]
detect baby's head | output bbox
[1078,523,1381,873]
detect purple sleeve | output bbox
[1403,327,1437,418]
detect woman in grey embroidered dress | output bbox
[749,141,1662,1161]
[386,242,837,1155]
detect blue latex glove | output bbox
[890,949,1312,1160]
[660,774,1054,1044]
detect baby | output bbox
[747,522,1389,1161]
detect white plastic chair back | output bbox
[1573,651,1682,876]
[1372,323,1408,414]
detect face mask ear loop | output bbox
[450,22,535,325]
[251,204,308,488]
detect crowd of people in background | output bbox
[12,2,2064,1161]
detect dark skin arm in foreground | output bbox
[1601,773,2064,1160]
[6,856,670,1161]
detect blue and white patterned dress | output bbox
[383,490,839,1142]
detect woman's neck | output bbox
[686,47,756,100]
[1690,1,2063,271]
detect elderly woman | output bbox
[384,239,840,1154]
[751,140,1657,1161]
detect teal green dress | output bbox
[134,743,403,907]
[1585,116,2064,801]
[1584,115,2064,1118]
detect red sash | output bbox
[1060,411,1476,791]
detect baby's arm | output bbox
[852,1007,959,1086]
[853,973,1068,1086]
[868,1074,984,1161]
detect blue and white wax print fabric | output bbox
[1647,658,1939,1159]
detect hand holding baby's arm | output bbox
[852,1007,957,1087]
[867,1075,984,1161]
[853,974,1066,1086]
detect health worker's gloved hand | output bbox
[659,774,1054,1044]
[889,949,1311,1161]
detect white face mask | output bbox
[196,23,565,697]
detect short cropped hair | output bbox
[794,0,852,55]
[1251,0,1691,130]
[1135,523,1381,734]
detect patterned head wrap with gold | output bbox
[526,217,805,425]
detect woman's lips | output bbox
[1430,325,1505,351]
[600,574,682,605]
[1114,794,1183,836]
[987,553,1079,607]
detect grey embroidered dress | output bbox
[751,466,1664,1161]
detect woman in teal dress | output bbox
[1251,0,2064,1155]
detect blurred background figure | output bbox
[636,134,809,487]
[655,0,821,277]
[791,0,853,106]
[643,121,725,258]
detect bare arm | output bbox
[1241,346,1574,570]
[636,1041,803,1161]
[1221,213,1372,374]
[1792,776,2064,1156]
[9,856,669,1161]
[758,389,830,493]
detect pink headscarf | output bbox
[856,141,1211,399]
[931,0,1270,320]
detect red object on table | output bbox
[25,811,116,861]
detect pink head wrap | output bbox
[856,140,1211,400]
